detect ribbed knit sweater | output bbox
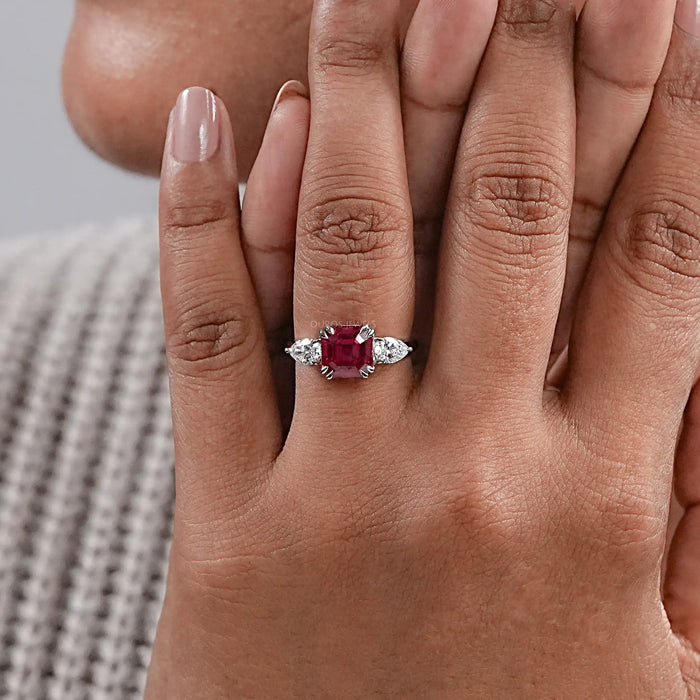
[0,218,173,699]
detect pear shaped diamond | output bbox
[372,337,411,364]
[286,338,321,365]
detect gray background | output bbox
[0,4,159,241]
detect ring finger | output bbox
[293,0,415,406]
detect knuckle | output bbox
[621,201,700,294]
[498,0,567,36]
[454,489,526,546]
[163,198,231,235]
[314,35,389,77]
[459,162,569,263]
[426,443,538,547]
[659,55,700,114]
[424,481,531,572]
[559,444,667,575]
[167,298,257,376]
[298,195,410,270]
[558,427,667,576]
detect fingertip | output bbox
[166,87,221,163]
[577,0,675,66]
[160,86,239,202]
[272,79,309,111]
[242,79,310,243]
[402,0,497,103]
[264,80,311,158]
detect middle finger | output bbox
[426,0,577,406]
[549,0,676,372]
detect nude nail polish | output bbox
[676,0,700,38]
[171,87,220,163]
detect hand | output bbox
[148,0,700,697]
[235,0,676,413]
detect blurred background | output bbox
[0,4,159,241]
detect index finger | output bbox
[159,88,281,524]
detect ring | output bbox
[285,325,413,380]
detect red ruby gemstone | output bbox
[321,326,374,379]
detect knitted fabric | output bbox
[0,218,174,699]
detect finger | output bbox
[426,0,577,405]
[242,79,310,337]
[402,0,497,221]
[294,0,414,399]
[160,87,281,523]
[665,383,700,649]
[565,21,700,460]
[242,80,311,426]
[400,0,497,364]
[548,0,676,372]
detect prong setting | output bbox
[359,364,375,379]
[356,325,375,343]
[286,325,411,379]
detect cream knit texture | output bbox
[0,218,174,699]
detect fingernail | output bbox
[545,346,569,389]
[171,87,220,163]
[676,0,700,38]
[272,80,309,113]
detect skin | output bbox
[63,0,678,378]
[63,0,419,178]
[63,0,700,695]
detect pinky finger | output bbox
[242,80,310,338]
[241,81,310,425]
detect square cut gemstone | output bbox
[321,325,374,379]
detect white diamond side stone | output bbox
[288,338,321,365]
[372,337,410,364]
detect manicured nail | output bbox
[171,87,220,163]
[676,0,700,38]
[272,80,309,113]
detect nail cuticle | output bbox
[272,80,309,113]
